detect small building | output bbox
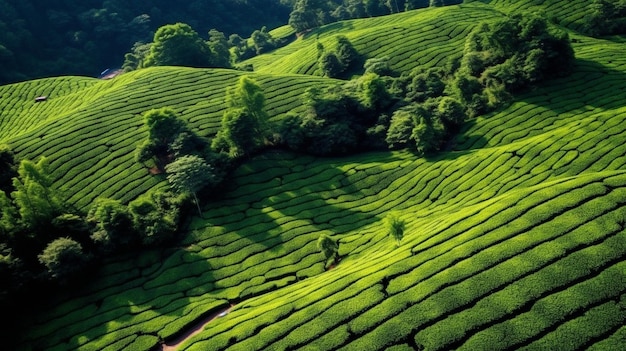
[35,96,48,102]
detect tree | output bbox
[38,237,90,282]
[437,97,466,131]
[319,51,344,78]
[335,35,359,70]
[11,157,63,230]
[358,73,392,110]
[365,0,389,17]
[385,212,406,246]
[386,108,415,149]
[317,234,339,266]
[143,23,213,68]
[406,68,446,103]
[251,27,276,55]
[229,34,255,62]
[135,107,190,171]
[208,29,231,68]
[0,191,17,238]
[129,191,180,246]
[165,155,216,215]
[364,56,394,76]
[212,76,269,157]
[122,41,151,72]
[87,198,137,252]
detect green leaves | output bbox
[11,157,63,229]
[384,212,406,246]
[317,234,339,261]
[213,76,269,158]
[165,155,216,215]
[144,23,213,68]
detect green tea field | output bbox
[2,1,626,351]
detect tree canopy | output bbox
[0,0,291,84]
[212,76,269,157]
[144,23,214,68]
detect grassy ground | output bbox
[3,2,626,351]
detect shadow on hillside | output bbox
[446,58,626,153]
[211,150,405,251]
[26,249,218,351]
[447,118,489,152]
[518,58,626,115]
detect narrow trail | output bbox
[158,304,236,351]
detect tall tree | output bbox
[212,76,269,157]
[143,23,213,68]
[135,107,189,171]
[208,29,231,68]
[165,155,215,215]
[11,157,63,230]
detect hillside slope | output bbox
[5,2,626,351]
[245,3,504,76]
[0,67,340,209]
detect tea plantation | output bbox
[2,1,626,350]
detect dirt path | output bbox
[159,304,235,351]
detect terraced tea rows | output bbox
[247,3,503,76]
[490,0,592,31]
[0,67,340,209]
[6,1,626,350]
[16,35,626,349]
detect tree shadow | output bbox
[203,150,402,251]
[18,248,219,351]
[443,58,626,153]
[519,58,626,115]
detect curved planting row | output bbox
[1,67,340,209]
[17,50,626,348]
[248,3,502,77]
[490,0,591,31]
[0,76,100,140]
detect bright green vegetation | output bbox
[0,67,339,210]
[3,2,626,351]
[246,3,504,76]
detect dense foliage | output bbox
[287,0,462,32]
[583,0,626,35]
[0,0,291,84]
[212,76,271,158]
[278,12,574,156]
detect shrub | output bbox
[129,192,180,246]
[317,234,339,263]
[87,198,138,252]
[38,237,90,282]
[386,109,415,149]
[385,212,406,246]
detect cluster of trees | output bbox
[0,74,272,308]
[212,76,270,158]
[584,0,626,36]
[0,104,244,310]
[0,149,187,312]
[122,23,289,72]
[276,13,575,156]
[287,0,462,33]
[317,35,361,78]
[0,0,291,84]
